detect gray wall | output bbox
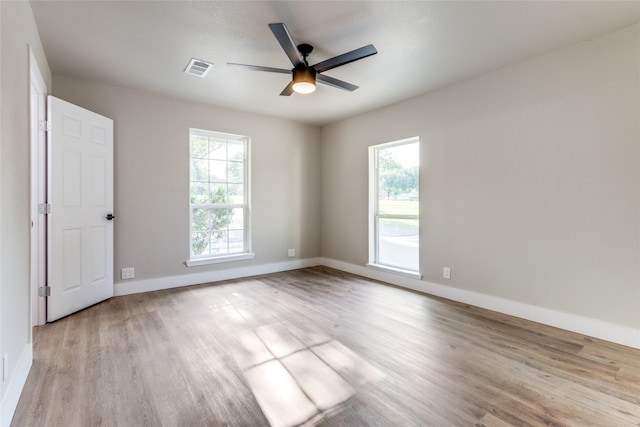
[52,76,321,283]
[0,0,51,417]
[321,24,640,331]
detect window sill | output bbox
[366,263,422,280]
[186,253,255,267]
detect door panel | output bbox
[47,96,114,321]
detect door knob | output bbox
[105,214,115,221]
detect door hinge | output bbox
[38,203,51,214]
[39,286,51,297]
[39,120,51,132]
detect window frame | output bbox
[367,136,421,279]
[186,128,254,267]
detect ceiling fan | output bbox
[228,23,377,96]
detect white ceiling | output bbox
[31,1,640,126]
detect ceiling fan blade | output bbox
[312,44,377,73]
[316,74,359,92]
[227,63,291,74]
[280,81,295,96]
[268,23,304,67]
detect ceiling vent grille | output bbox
[184,59,213,77]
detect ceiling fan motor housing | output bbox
[293,64,316,79]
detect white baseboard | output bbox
[115,257,322,296]
[320,257,640,350]
[1,344,32,427]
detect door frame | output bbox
[30,47,47,327]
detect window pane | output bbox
[210,183,227,204]
[210,207,233,231]
[228,184,244,204]
[210,160,227,182]
[379,200,419,216]
[190,182,209,204]
[210,230,229,254]
[209,139,227,160]
[191,136,209,159]
[377,144,419,214]
[228,141,244,161]
[228,161,244,184]
[230,208,244,230]
[229,230,244,253]
[191,159,209,182]
[377,217,419,271]
[191,232,210,257]
[191,208,211,232]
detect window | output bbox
[368,137,420,277]
[187,129,253,266]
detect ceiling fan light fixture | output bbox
[292,67,316,94]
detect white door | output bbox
[47,96,114,322]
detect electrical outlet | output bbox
[443,267,451,279]
[121,267,135,280]
[3,353,8,382]
[287,249,295,257]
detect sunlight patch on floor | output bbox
[233,321,384,426]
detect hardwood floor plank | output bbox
[11,266,640,426]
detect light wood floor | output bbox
[12,266,640,426]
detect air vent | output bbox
[184,59,213,77]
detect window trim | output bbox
[186,252,255,267]
[367,136,421,278]
[187,128,252,266]
[365,262,422,280]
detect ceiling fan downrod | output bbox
[297,43,313,67]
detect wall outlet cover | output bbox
[121,267,135,280]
